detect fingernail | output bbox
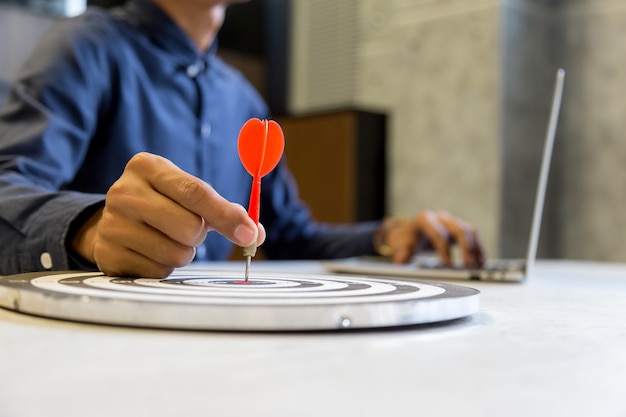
[234,224,256,245]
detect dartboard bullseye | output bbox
[0,269,479,331]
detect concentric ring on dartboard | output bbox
[0,269,480,331]
[31,272,446,305]
[136,276,338,292]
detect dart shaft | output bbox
[244,177,261,282]
[247,177,261,223]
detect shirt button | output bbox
[186,62,203,78]
[40,252,53,269]
[200,123,211,138]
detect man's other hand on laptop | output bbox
[373,211,485,267]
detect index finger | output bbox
[130,153,258,247]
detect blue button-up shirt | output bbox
[0,0,377,275]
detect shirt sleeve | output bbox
[0,15,112,275]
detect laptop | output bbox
[323,68,565,282]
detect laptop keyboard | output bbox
[411,257,525,272]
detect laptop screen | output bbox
[524,69,565,276]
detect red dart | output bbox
[237,118,285,280]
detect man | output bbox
[0,0,483,278]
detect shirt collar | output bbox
[121,0,218,63]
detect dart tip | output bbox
[244,255,251,282]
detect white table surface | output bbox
[1,260,626,417]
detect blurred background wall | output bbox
[1,0,625,262]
